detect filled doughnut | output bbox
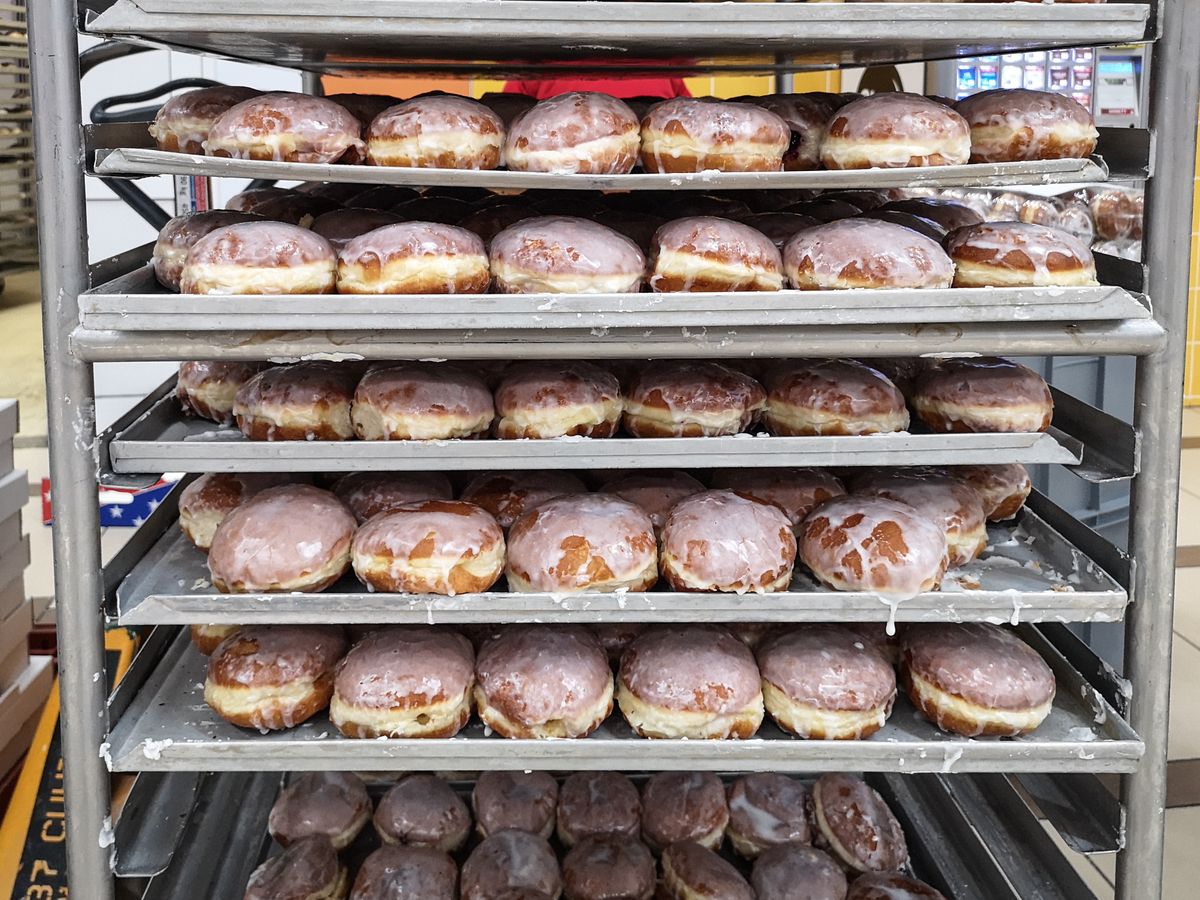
[490,216,645,294]
[617,625,764,740]
[819,190,889,212]
[250,192,342,229]
[757,625,897,740]
[599,470,705,533]
[945,222,1098,287]
[367,95,504,169]
[205,91,364,163]
[943,463,1031,522]
[190,624,241,656]
[349,185,420,212]
[725,773,811,859]
[178,472,291,550]
[910,358,1054,434]
[350,363,494,440]
[459,203,538,248]
[330,627,474,738]
[738,212,820,250]
[1089,188,1140,241]
[649,216,783,292]
[331,471,453,524]
[902,623,1056,736]
[674,195,755,221]
[589,209,666,254]
[479,91,538,126]
[640,98,790,173]
[661,841,754,900]
[589,623,646,667]
[153,210,262,290]
[233,362,359,442]
[798,496,950,597]
[848,872,947,900]
[623,361,766,438]
[310,208,402,253]
[956,88,1098,162]
[505,494,658,593]
[556,771,641,846]
[460,471,588,530]
[752,845,847,900]
[710,467,845,528]
[853,471,988,566]
[268,772,371,850]
[226,186,293,213]
[149,85,260,155]
[821,93,970,169]
[881,197,983,232]
[856,210,947,243]
[336,222,490,294]
[640,772,729,853]
[204,625,346,731]
[763,358,909,436]
[461,830,562,900]
[783,219,955,290]
[494,361,623,439]
[179,222,337,295]
[506,92,640,175]
[373,774,471,851]
[474,626,613,738]
[349,846,457,900]
[811,773,908,873]
[562,835,655,900]
[472,770,559,839]
[327,93,397,128]
[659,490,797,593]
[208,484,355,592]
[1018,196,1061,228]
[393,195,474,224]
[748,93,830,170]
[176,360,266,425]
[783,198,862,223]
[243,835,347,900]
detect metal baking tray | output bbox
[102,626,1143,774]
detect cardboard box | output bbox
[0,600,30,692]
[0,576,23,623]
[0,470,25,525]
[0,536,29,603]
[0,643,26,694]
[0,714,37,780]
[0,656,52,743]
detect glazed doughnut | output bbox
[149,85,262,155]
[811,773,908,873]
[710,467,846,527]
[505,494,658,593]
[945,222,1098,287]
[461,831,562,900]
[268,772,371,850]
[756,625,897,740]
[225,186,294,213]
[460,471,589,530]
[250,192,342,229]
[180,222,337,295]
[472,771,559,839]
[854,471,988,566]
[326,93,397,128]
[176,360,266,425]
[589,209,666,254]
[589,623,646,667]
[956,88,1098,163]
[640,98,790,173]
[350,363,494,440]
[1089,188,1139,241]
[337,222,490,294]
[297,182,368,204]
[748,94,830,171]
[881,197,983,233]
[506,92,640,175]
[866,356,928,396]
[649,216,783,292]
[153,210,263,290]
[623,361,766,438]
[910,358,1054,434]
[819,190,889,212]
[783,219,955,290]
[233,362,359,442]
[659,490,796,593]
[738,212,820,250]
[205,91,365,163]
[640,772,729,853]
[725,773,811,859]
[599,470,705,533]
[617,625,764,740]
[847,872,947,900]
[556,771,641,846]
[855,210,946,244]
[178,472,292,550]
[490,216,645,294]
[204,625,346,731]
[190,624,241,656]
[661,842,754,900]
[763,358,909,436]
[475,626,613,739]
[752,845,847,900]
[673,195,755,221]
[373,774,471,851]
[458,203,537,248]
[331,471,453,524]
[367,95,504,169]
[310,208,401,254]
[1055,200,1096,244]
[798,496,950,597]
[821,93,970,169]
[479,91,538,126]
[986,191,1024,222]
[494,361,623,439]
[243,835,347,900]
[902,623,1056,737]
[1018,196,1061,227]
[349,846,457,900]
[562,835,655,900]
[783,198,862,223]
[944,463,1031,521]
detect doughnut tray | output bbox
[102,626,1142,774]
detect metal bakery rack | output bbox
[26,1,1195,898]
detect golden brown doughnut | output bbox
[945,222,1098,287]
[623,361,766,438]
[494,362,623,439]
[336,222,490,294]
[190,624,241,656]
[180,222,337,295]
[640,772,729,853]
[351,363,494,440]
[783,219,954,290]
[310,208,402,254]
[710,467,845,528]
[490,216,645,294]
[506,92,640,175]
[233,362,359,442]
[349,845,457,900]
[331,471,454,524]
[725,773,811,859]
[244,834,348,900]
[373,774,471,851]
[811,773,908,874]
[562,835,655,900]
[148,85,260,155]
[661,841,754,900]
[640,98,790,173]
[1089,188,1139,241]
[205,91,364,163]
[821,93,970,169]
[853,471,988,566]
[367,95,504,169]
[752,845,847,900]
[943,463,1031,522]
[848,872,947,900]
[599,470,705,533]
[268,772,371,850]
[461,831,562,900]
[472,770,559,840]
[153,210,263,290]
[649,216,783,292]
[460,471,589,531]
[763,359,909,436]
[177,472,293,550]
[910,358,1053,434]
[225,186,293,214]
[556,772,642,846]
[176,360,267,425]
[748,94,830,171]
[956,88,1098,163]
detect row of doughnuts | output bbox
[201,622,1056,741]
[175,357,1053,443]
[248,770,945,900]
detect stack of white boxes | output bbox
[0,400,52,777]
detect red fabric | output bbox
[503,69,690,101]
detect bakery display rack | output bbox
[27,1,1195,898]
